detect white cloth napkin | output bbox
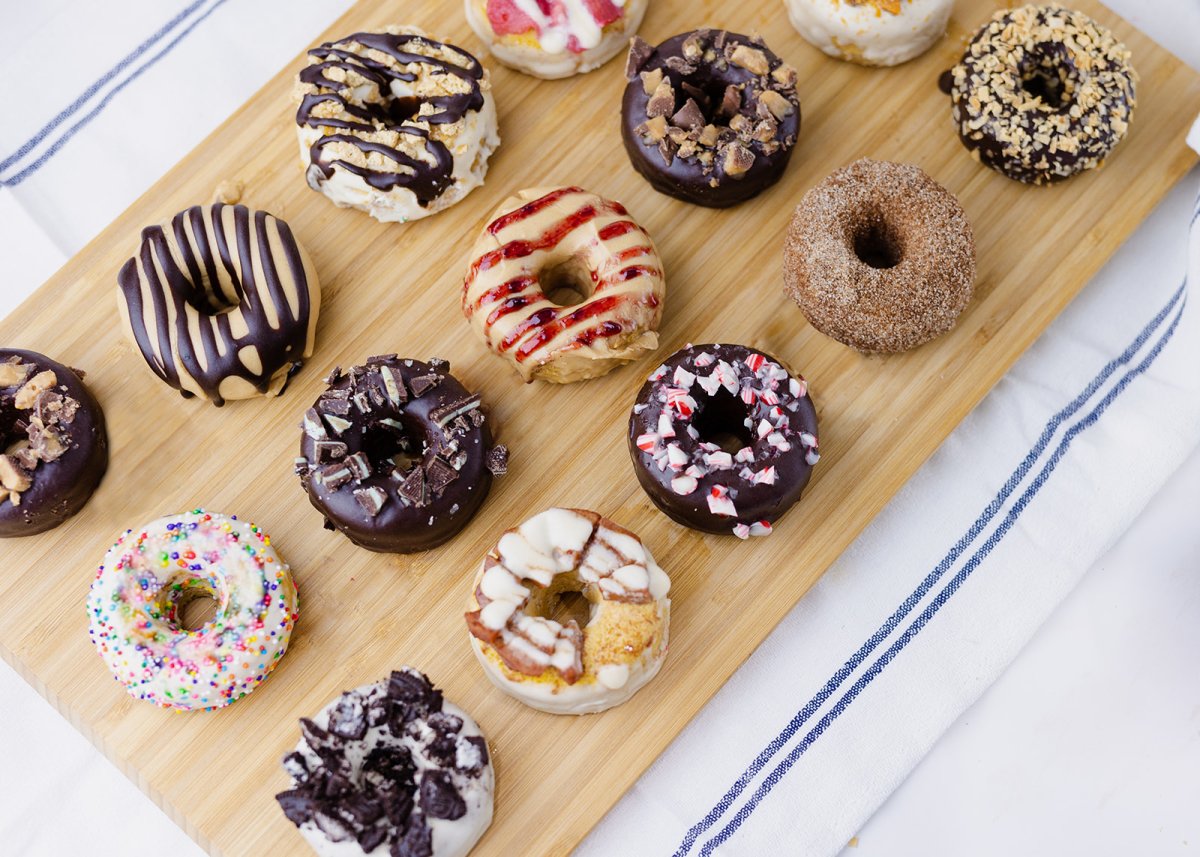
[0,3,1198,857]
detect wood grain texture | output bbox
[0,1,1196,855]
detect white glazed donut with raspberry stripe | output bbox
[462,186,666,383]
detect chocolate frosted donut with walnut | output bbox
[295,26,500,223]
[296,356,508,553]
[628,344,819,537]
[621,29,801,207]
[0,350,107,537]
[942,4,1136,185]
[784,159,976,353]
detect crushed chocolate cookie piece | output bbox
[354,486,387,518]
[397,466,427,507]
[485,446,508,477]
[419,771,465,820]
[328,692,369,740]
[626,36,653,78]
[672,98,705,131]
[425,458,459,495]
[408,374,440,398]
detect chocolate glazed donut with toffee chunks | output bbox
[0,350,107,537]
[621,29,801,207]
[296,356,508,553]
[117,203,320,406]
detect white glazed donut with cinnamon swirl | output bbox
[462,186,665,384]
[464,508,671,715]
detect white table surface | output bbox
[2,2,1198,855]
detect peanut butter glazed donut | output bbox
[465,508,671,715]
[465,0,648,79]
[276,669,493,857]
[784,159,976,352]
[622,30,801,207]
[0,350,107,537]
[462,187,665,383]
[628,344,820,537]
[117,203,321,405]
[87,510,298,711]
[943,4,1136,185]
[785,0,955,67]
[297,356,508,553]
[295,27,500,223]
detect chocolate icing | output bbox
[117,204,318,406]
[0,349,107,537]
[297,31,486,207]
[297,357,506,553]
[628,344,819,536]
[620,30,801,208]
[944,5,1136,185]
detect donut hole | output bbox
[182,275,240,316]
[384,95,421,125]
[362,418,424,474]
[1019,47,1077,111]
[692,388,755,456]
[851,215,904,270]
[541,257,596,308]
[164,580,221,632]
[525,575,594,630]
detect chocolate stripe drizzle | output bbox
[296,31,486,207]
[117,204,317,406]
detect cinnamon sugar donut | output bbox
[465,508,670,715]
[783,159,975,353]
[462,187,665,383]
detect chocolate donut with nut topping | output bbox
[296,356,507,553]
[620,29,801,207]
[0,349,107,537]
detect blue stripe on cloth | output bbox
[0,0,228,186]
[697,287,1187,856]
[672,278,1187,857]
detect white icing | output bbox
[597,663,630,690]
[784,0,955,67]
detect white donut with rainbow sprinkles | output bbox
[87,509,299,712]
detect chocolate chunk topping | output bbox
[325,414,353,435]
[626,36,653,78]
[429,394,481,428]
[486,445,509,477]
[359,826,388,853]
[379,365,408,404]
[672,98,705,131]
[424,457,459,496]
[313,440,348,464]
[303,408,328,440]
[344,452,372,481]
[366,353,398,365]
[320,397,352,416]
[317,462,354,491]
[418,771,465,820]
[397,466,427,507]
[355,486,388,518]
[427,358,450,372]
[408,374,440,398]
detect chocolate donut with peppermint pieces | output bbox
[296,356,508,553]
[628,344,819,537]
[0,350,107,537]
[276,668,493,857]
[621,29,801,207]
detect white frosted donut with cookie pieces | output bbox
[465,0,648,79]
[465,508,671,715]
[784,0,955,67]
[462,186,665,384]
[294,26,499,224]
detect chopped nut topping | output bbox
[771,64,798,88]
[640,67,664,96]
[729,45,770,76]
[699,124,720,147]
[759,90,795,120]
[723,143,755,177]
[641,114,668,142]
[14,370,57,410]
[0,455,31,492]
[0,361,32,387]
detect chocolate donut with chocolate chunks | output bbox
[296,356,507,553]
[628,344,819,537]
[621,29,801,207]
[0,349,107,537]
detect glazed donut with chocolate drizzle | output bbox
[117,203,320,406]
[295,26,500,223]
[296,356,508,554]
[465,508,671,714]
[628,344,820,537]
[462,187,665,384]
[942,4,1136,185]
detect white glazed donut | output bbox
[465,508,671,715]
[464,0,649,79]
[462,186,665,384]
[294,26,500,223]
[86,510,298,711]
[276,670,493,857]
[784,0,955,67]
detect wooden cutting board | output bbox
[1,1,1196,854]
